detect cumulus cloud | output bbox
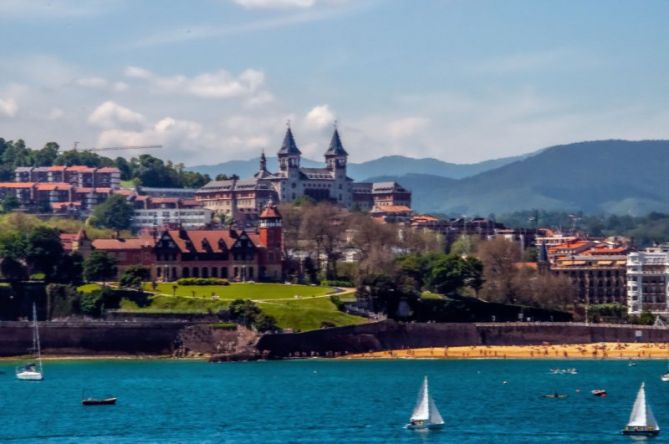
[0,0,119,19]
[75,77,129,92]
[123,65,270,103]
[88,101,146,130]
[0,98,18,118]
[96,117,205,157]
[304,104,335,130]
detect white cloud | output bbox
[232,0,316,8]
[387,117,429,140]
[304,104,335,130]
[88,101,146,130]
[124,66,152,79]
[96,117,205,157]
[0,98,18,118]
[76,77,109,88]
[123,65,270,102]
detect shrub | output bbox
[330,295,345,311]
[320,279,354,288]
[177,278,231,286]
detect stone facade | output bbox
[196,127,411,220]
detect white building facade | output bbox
[626,249,669,315]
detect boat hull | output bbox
[16,371,43,381]
[406,423,444,430]
[623,428,659,437]
[661,374,669,382]
[82,398,117,406]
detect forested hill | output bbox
[188,153,527,181]
[373,140,669,216]
[0,138,210,188]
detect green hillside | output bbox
[376,140,669,216]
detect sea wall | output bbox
[257,321,669,357]
[0,321,186,356]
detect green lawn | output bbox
[257,297,367,331]
[117,282,367,331]
[144,282,332,301]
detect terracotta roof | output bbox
[65,166,96,172]
[96,167,120,173]
[150,197,180,204]
[260,205,281,219]
[35,182,72,191]
[51,201,81,209]
[166,230,237,253]
[92,237,155,251]
[74,187,112,194]
[47,166,67,172]
[0,182,35,188]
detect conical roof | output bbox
[325,128,348,157]
[278,127,301,156]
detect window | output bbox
[212,267,218,277]
[182,267,190,278]
[221,267,228,278]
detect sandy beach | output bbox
[342,342,669,360]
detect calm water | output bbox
[1,359,668,443]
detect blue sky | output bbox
[1,0,668,165]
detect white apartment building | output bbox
[132,207,213,229]
[626,248,669,315]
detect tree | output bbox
[300,203,347,280]
[462,256,484,295]
[55,252,84,285]
[228,299,261,327]
[83,251,118,283]
[33,142,59,167]
[427,254,466,295]
[254,313,279,332]
[24,226,64,280]
[1,194,20,212]
[478,238,522,304]
[119,265,150,289]
[0,257,27,281]
[91,195,134,234]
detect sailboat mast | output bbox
[32,304,42,373]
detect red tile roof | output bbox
[0,182,35,188]
[371,205,413,214]
[92,237,155,251]
[96,167,121,173]
[35,182,72,191]
[260,205,281,218]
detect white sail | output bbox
[16,304,43,381]
[410,377,430,421]
[428,396,444,425]
[627,383,659,430]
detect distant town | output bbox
[0,129,668,362]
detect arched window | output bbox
[182,267,190,278]
[193,267,200,277]
[212,267,218,277]
[202,267,209,278]
[221,267,228,279]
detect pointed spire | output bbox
[278,126,301,156]
[254,150,273,179]
[325,126,348,157]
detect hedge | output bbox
[177,278,231,286]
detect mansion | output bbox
[196,127,411,220]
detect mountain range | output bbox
[190,140,669,216]
[188,153,526,182]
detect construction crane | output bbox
[72,142,163,152]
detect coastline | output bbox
[341,342,669,360]
[0,354,206,362]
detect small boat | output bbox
[543,393,568,399]
[592,389,607,398]
[81,389,117,406]
[82,397,117,406]
[406,376,444,430]
[16,304,43,381]
[661,373,669,382]
[622,382,660,437]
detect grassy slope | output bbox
[106,283,366,331]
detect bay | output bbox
[1,359,668,443]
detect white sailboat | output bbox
[406,376,444,430]
[661,361,669,382]
[16,303,44,381]
[622,382,659,437]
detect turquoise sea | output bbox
[1,359,668,443]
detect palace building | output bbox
[195,127,412,220]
